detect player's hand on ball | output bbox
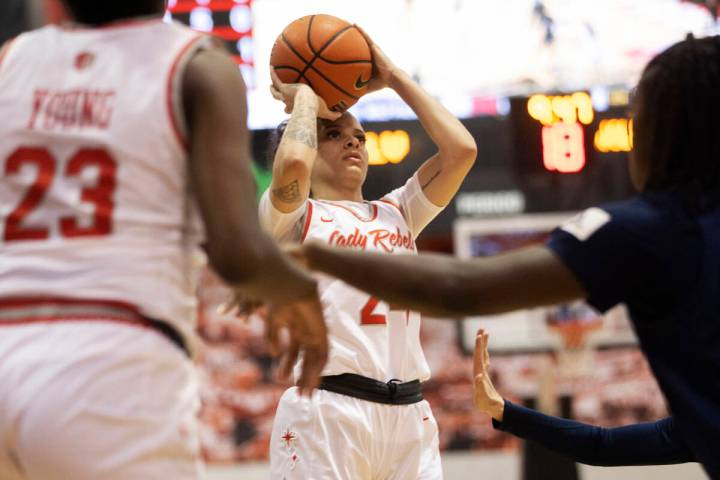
[473,329,505,421]
[266,290,328,396]
[353,24,398,93]
[270,69,340,120]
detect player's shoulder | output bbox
[602,191,694,231]
[599,195,664,227]
[0,25,52,54]
[561,193,693,245]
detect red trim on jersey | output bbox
[0,296,176,345]
[378,198,405,218]
[0,297,152,328]
[300,201,314,243]
[316,200,379,222]
[0,37,18,71]
[0,314,152,329]
[0,296,142,313]
[166,34,204,151]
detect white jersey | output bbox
[259,174,443,382]
[0,20,212,352]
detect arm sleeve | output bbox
[381,172,444,239]
[545,206,662,312]
[258,189,307,243]
[493,401,695,466]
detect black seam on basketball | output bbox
[273,66,304,74]
[307,15,317,55]
[316,58,372,65]
[272,67,314,90]
[307,63,359,100]
[299,15,317,82]
[297,24,355,85]
[314,27,370,64]
[280,34,310,84]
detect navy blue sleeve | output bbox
[493,401,695,466]
[545,205,667,313]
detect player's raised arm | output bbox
[183,48,327,393]
[267,71,340,213]
[358,27,477,207]
[303,243,585,317]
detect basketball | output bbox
[270,14,373,112]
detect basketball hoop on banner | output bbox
[546,303,602,381]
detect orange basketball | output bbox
[270,14,372,112]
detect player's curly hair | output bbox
[266,118,331,167]
[61,0,165,25]
[634,34,720,210]
[265,120,289,167]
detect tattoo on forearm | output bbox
[282,100,317,149]
[272,180,301,203]
[421,169,442,190]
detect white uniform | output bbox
[260,175,445,479]
[0,19,211,480]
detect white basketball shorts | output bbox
[270,386,442,479]
[0,321,203,480]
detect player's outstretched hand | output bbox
[270,69,340,120]
[266,291,328,396]
[353,24,398,93]
[218,288,264,319]
[282,243,310,268]
[473,329,505,421]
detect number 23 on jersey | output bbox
[3,146,117,242]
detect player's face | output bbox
[313,113,369,193]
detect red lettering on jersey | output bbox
[327,227,413,253]
[28,89,115,131]
[328,228,367,250]
[27,90,49,130]
[368,227,413,253]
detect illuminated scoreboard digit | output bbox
[528,92,593,173]
[512,91,633,177]
[541,122,585,173]
[166,0,255,87]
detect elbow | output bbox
[442,137,477,169]
[459,140,478,166]
[458,137,478,163]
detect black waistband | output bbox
[319,373,424,405]
[146,318,188,356]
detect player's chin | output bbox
[349,165,368,183]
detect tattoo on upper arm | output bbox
[282,102,317,149]
[421,169,442,190]
[272,180,301,203]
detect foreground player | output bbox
[299,35,720,478]
[262,29,476,479]
[0,1,327,479]
[473,330,696,466]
